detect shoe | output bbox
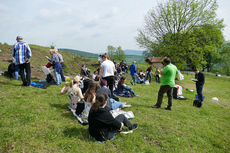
[130,124,138,130]
[152,105,160,108]
[124,104,131,108]
[120,130,133,134]
[135,95,139,97]
[165,107,171,111]
[27,85,32,88]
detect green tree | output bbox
[213,41,230,75]
[107,45,125,61]
[136,0,224,69]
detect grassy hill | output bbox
[0,56,230,152]
[0,43,98,79]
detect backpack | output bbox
[193,100,202,107]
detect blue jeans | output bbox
[15,64,19,80]
[54,68,62,85]
[147,72,152,83]
[196,84,204,102]
[131,75,137,85]
[109,98,123,110]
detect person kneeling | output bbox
[88,93,138,142]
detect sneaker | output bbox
[165,107,171,111]
[152,105,160,108]
[120,130,133,134]
[135,94,139,97]
[130,123,138,130]
[124,104,131,108]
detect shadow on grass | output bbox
[49,103,67,110]
[63,127,90,141]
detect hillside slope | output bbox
[0,43,98,79]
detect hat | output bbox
[16,36,23,40]
[100,79,107,87]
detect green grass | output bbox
[0,71,230,153]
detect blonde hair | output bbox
[70,76,80,88]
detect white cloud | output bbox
[0,0,230,52]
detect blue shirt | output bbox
[12,41,32,65]
[129,64,137,75]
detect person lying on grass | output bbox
[97,79,131,110]
[60,76,84,115]
[88,93,138,142]
[114,76,139,97]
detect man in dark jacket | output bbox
[192,68,205,105]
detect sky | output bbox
[0,0,229,53]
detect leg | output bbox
[15,65,19,80]
[155,85,168,107]
[25,62,31,86]
[166,86,173,108]
[115,114,133,130]
[60,63,65,81]
[19,64,26,86]
[197,84,204,102]
[54,69,61,85]
[148,72,152,83]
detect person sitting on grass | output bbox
[114,76,139,97]
[81,82,99,121]
[60,76,84,115]
[97,79,131,110]
[88,93,138,142]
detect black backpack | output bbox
[193,100,202,107]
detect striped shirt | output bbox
[12,41,32,65]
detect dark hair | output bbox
[192,66,198,71]
[84,82,99,102]
[163,57,171,64]
[120,76,126,81]
[100,79,107,87]
[90,93,108,112]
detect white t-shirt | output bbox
[101,59,115,77]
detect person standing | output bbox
[100,54,116,97]
[152,57,178,110]
[56,49,65,81]
[46,49,62,85]
[146,65,152,83]
[192,68,205,106]
[155,68,160,83]
[12,36,32,87]
[129,61,137,85]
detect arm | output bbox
[26,44,32,63]
[60,82,69,94]
[99,67,104,78]
[75,87,84,99]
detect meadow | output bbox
[0,71,229,153]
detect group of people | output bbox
[11,36,205,142]
[60,53,139,142]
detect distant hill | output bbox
[60,48,146,64]
[59,48,98,58]
[124,49,144,56]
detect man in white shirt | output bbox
[100,54,116,97]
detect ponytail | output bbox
[90,93,108,113]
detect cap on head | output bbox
[16,36,23,41]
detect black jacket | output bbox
[195,72,205,86]
[88,108,121,141]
